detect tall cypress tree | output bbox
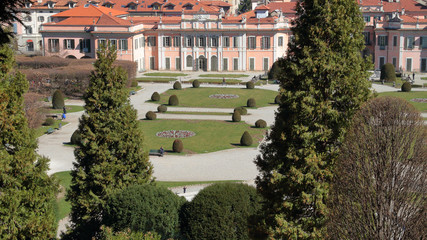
[66,47,153,238]
[0,44,58,239]
[255,0,372,238]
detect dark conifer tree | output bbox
[66,47,153,238]
[255,0,372,238]
[0,44,58,239]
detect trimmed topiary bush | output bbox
[131,80,138,87]
[43,118,55,126]
[401,81,412,92]
[232,111,241,122]
[145,111,157,120]
[246,81,255,89]
[247,98,256,108]
[103,184,186,239]
[240,131,253,146]
[151,92,160,101]
[181,183,262,240]
[52,89,65,109]
[268,60,282,80]
[192,80,200,88]
[255,119,267,128]
[157,105,167,113]
[274,95,281,104]
[173,81,182,90]
[234,106,247,115]
[70,130,81,145]
[169,95,179,106]
[380,63,396,82]
[172,139,183,153]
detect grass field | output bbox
[139,119,267,154]
[377,91,427,112]
[145,73,188,77]
[199,74,249,78]
[189,79,242,84]
[136,77,177,82]
[158,87,277,108]
[163,111,231,116]
[49,105,84,114]
[34,120,69,138]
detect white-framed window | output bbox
[48,39,59,52]
[38,16,45,22]
[406,58,412,71]
[210,36,218,47]
[173,36,180,47]
[263,57,269,71]
[249,58,255,70]
[109,39,117,48]
[248,36,256,49]
[176,57,181,70]
[147,36,156,47]
[63,39,75,49]
[27,41,34,51]
[363,15,371,22]
[118,39,128,50]
[134,38,138,49]
[261,36,271,49]
[25,15,32,22]
[25,26,32,34]
[186,55,193,67]
[79,39,91,53]
[233,36,239,48]
[98,39,107,48]
[139,37,144,47]
[165,57,170,70]
[186,36,193,47]
[405,36,415,50]
[420,36,427,49]
[163,36,171,47]
[278,36,283,47]
[198,36,206,47]
[150,57,155,70]
[223,58,228,71]
[223,36,230,47]
[233,58,238,71]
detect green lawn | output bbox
[163,111,231,116]
[158,87,277,108]
[199,74,249,78]
[34,120,69,138]
[377,91,427,112]
[49,105,84,114]
[136,77,176,82]
[140,119,266,154]
[189,79,242,84]
[145,73,188,77]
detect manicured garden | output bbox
[189,78,242,84]
[139,119,267,153]
[199,74,249,78]
[144,72,187,77]
[136,77,177,82]
[49,105,84,114]
[377,91,427,112]
[157,87,277,108]
[34,120,69,138]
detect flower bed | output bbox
[209,94,239,99]
[156,130,196,138]
[411,98,427,103]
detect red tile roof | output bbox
[52,4,128,17]
[264,2,297,14]
[255,5,270,10]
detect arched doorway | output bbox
[198,55,207,71]
[211,55,218,71]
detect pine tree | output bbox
[255,0,372,238]
[66,46,153,238]
[0,44,58,239]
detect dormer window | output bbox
[47,1,56,8]
[152,3,161,10]
[25,2,32,8]
[68,2,76,8]
[103,2,114,8]
[165,3,175,10]
[183,3,193,10]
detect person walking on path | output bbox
[413,72,415,81]
[62,113,66,121]
[222,77,226,86]
[63,106,67,114]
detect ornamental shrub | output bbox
[401,81,412,92]
[232,111,241,122]
[151,92,160,101]
[268,60,282,80]
[52,89,65,109]
[274,95,281,104]
[247,98,256,108]
[380,63,396,82]
[169,95,179,106]
[246,81,255,89]
[70,130,81,145]
[192,80,200,88]
[157,105,167,113]
[145,111,157,120]
[255,119,267,128]
[43,118,55,126]
[172,139,183,153]
[131,80,138,87]
[103,184,186,239]
[234,106,247,115]
[240,131,253,146]
[173,81,182,90]
[181,183,262,240]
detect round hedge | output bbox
[246,81,255,89]
[151,92,160,101]
[255,119,267,128]
[146,111,157,120]
[268,60,281,80]
[401,81,412,92]
[131,80,138,87]
[274,95,281,104]
[169,95,179,106]
[103,184,186,239]
[173,81,182,90]
[192,80,200,88]
[232,111,241,122]
[234,107,247,115]
[172,139,183,153]
[157,105,167,113]
[240,131,253,146]
[380,63,396,82]
[247,98,256,108]
[70,130,81,145]
[52,90,65,109]
[181,183,262,240]
[43,118,55,126]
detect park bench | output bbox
[47,128,55,134]
[45,114,59,119]
[149,149,162,157]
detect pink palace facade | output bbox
[15,0,427,72]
